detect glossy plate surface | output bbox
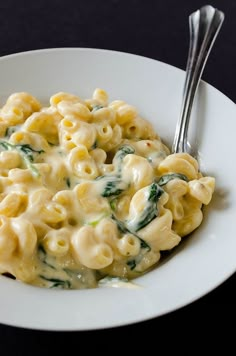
[0,48,235,330]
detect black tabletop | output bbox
[0,0,235,352]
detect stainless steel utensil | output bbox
[172,5,224,154]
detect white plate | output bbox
[0,48,235,331]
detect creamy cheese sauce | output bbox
[0,90,215,289]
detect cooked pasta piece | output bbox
[71,226,114,269]
[42,228,70,256]
[23,111,62,145]
[0,92,41,125]
[50,92,84,106]
[92,88,109,106]
[11,218,37,257]
[92,107,115,125]
[0,216,17,260]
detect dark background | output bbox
[0,0,235,352]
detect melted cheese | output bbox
[0,90,215,289]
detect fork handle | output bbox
[172,5,224,154]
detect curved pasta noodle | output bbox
[40,201,67,225]
[57,101,91,122]
[0,92,41,125]
[50,92,84,106]
[92,88,109,106]
[71,123,96,149]
[0,151,21,169]
[116,104,137,125]
[89,148,107,165]
[134,250,161,274]
[11,218,37,257]
[139,209,181,252]
[0,192,27,217]
[117,234,140,257]
[123,116,157,140]
[188,177,215,205]
[8,168,34,184]
[60,117,80,133]
[173,199,203,237]
[92,107,115,125]
[164,179,189,221]
[23,111,62,145]
[71,226,113,269]
[10,131,50,151]
[158,153,199,180]
[95,218,120,252]
[68,146,98,179]
[122,154,154,190]
[95,123,113,145]
[74,182,110,214]
[43,228,70,256]
[0,216,17,260]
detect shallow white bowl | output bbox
[0,48,235,331]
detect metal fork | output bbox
[172,5,224,154]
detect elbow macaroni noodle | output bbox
[0,89,215,289]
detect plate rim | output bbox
[0,47,235,331]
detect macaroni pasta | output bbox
[0,89,215,289]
